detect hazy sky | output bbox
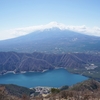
[0,0,100,40]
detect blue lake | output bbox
[0,69,88,88]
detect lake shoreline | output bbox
[0,68,88,88]
[0,67,67,75]
[0,67,91,81]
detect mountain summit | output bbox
[0,28,100,53]
[1,22,100,40]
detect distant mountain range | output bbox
[0,52,100,79]
[0,28,100,53]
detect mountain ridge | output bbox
[0,52,100,80]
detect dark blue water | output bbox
[0,69,88,88]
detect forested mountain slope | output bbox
[0,52,100,79]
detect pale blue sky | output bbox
[0,0,100,39]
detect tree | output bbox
[51,88,60,94]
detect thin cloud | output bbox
[0,22,100,40]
